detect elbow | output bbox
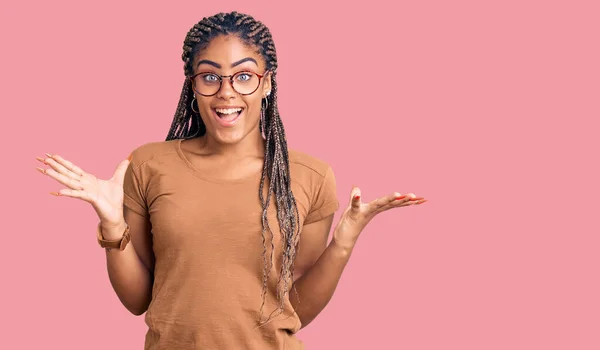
[122,295,151,316]
[127,303,148,316]
[131,309,146,316]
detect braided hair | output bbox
[165,11,301,324]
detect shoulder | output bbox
[288,148,334,179]
[288,148,339,223]
[128,139,180,170]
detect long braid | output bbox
[166,12,302,325]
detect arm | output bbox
[290,187,427,328]
[37,152,155,316]
[102,206,155,316]
[290,213,348,329]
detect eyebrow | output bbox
[196,57,258,69]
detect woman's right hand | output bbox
[36,153,132,231]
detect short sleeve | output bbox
[304,166,339,225]
[122,160,149,218]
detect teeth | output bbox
[215,108,242,114]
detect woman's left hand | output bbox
[332,186,427,251]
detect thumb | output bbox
[350,185,362,210]
[112,154,132,185]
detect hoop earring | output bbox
[260,97,268,138]
[190,114,201,138]
[191,96,199,114]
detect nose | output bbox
[216,76,236,99]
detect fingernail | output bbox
[36,157,47,164]
[354,195,360,201]
[36,167,46,174]
[46,153,53,158]
[417,199,428,204]
[410,197,424,201]
[50,192,61,196]
[127,154,133,161]
[395,195,406,200]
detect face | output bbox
[191,35,272,145]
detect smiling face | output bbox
[191,34,272,145]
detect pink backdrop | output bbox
[3,0,599,349]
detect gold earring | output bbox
[191,96,199,114]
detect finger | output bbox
[392,193,418,205]
[407,194,425,204]
[395,195,426,207]
[40,157,82,181]
[350,185,361,210]
[404,193,417,200]
[392,192,412,204]
[111,156,132,186]
[372,192,422,214]
[45,154,86,177]
[51,188,93,202]
[394,193,420,204]
[368,192,399,214]
[368,192,403,213]
[43,167,84,190]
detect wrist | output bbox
[330,237,355,258]
[100,221,128,241]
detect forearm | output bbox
[102,222,153,316]
[290,237,353,328]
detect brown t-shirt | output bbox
[122,139,339,349]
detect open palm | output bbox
[36,153,131,227]
[332,186,427,250]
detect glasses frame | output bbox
[189,70,269,97]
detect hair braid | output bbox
[166,12,302,325]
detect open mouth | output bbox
[212,107,244,127]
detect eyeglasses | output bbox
[189,71,269,97]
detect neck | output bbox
[200,128,265,159]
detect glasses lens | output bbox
[232,72,260,95]
[193,72,261,95]
[194,73,221,96]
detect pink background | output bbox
[3,0,599,349]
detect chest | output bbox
[144,173,311,267]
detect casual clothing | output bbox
[123,139,339,349]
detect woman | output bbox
[36,11,426,350]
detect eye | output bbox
[201,73,219,82]
[236,73,252,82]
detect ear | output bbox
[262,71,272,98]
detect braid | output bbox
[166,12,302,325]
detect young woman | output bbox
[36,11,426,350]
